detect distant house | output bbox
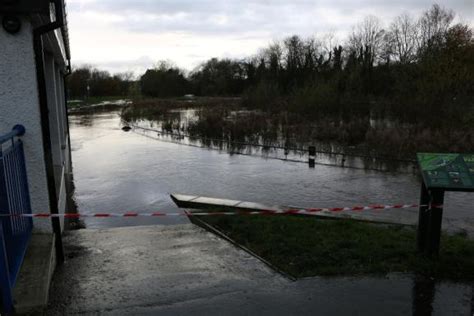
[0,0,72,313]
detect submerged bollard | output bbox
[308,146,316,168]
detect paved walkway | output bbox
[47,224,472,315]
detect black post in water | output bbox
[417,182,430,253]
[308,146,316,168]
[426,189,445,256]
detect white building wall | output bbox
[0,17,52,232]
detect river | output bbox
[69,106,474,231]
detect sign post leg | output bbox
[417,182,430,253]
[426,189,445,256]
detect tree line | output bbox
[66,67,136,99]
[67,4,473,126]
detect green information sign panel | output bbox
[417,153,474,191]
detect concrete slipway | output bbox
[45,224,472,315]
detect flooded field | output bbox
[69,106,474,231]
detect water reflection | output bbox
[132,125,417,173]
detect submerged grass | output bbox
[120,97,474,158]
[121,97,241,122]
[196,215,474,280]
[67,96,126,108]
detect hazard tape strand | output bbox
[0,203,443,218]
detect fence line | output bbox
[131,127,416,174]
[129,123,416,164]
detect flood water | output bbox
[69,106,474,231]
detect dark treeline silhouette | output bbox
[140,61,190,97]
[67,66,136,99]
[190,58,247,96]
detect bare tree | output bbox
[261,41,284,68]
[117,71,135,82]
[283,35,305,71]
[388,13,418,63]
[418,4,454,50]
[302,37,319,70]
[154,60,178,71]
[320,31,337,59]
[349,15,385,65]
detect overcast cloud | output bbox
[67,0,474,75]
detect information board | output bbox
[417,153,474,191]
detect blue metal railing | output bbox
[0,125,32,314]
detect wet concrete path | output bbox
[47,224,472,315]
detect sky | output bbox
[67,0,473,75]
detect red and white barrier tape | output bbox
[0,203,442,218]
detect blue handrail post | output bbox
[0,224,13,314]
[0,125,31,314]
[0,125,25,145]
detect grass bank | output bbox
[194,215,474,280]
